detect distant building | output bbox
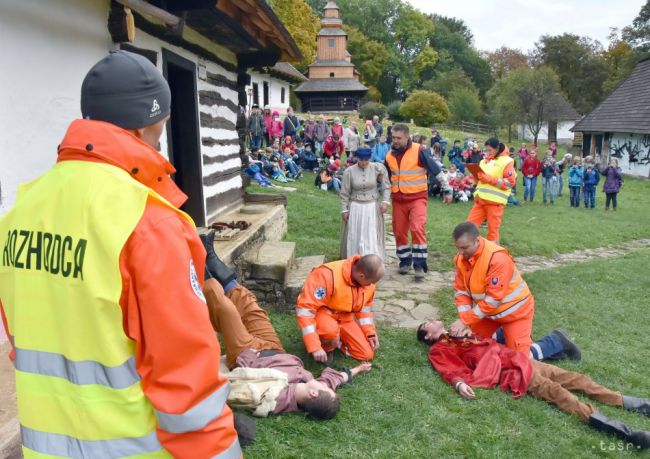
[294,1,367,112]
[571,57,650,178]
[517,93,580,146]
[0,0,300,224]
[246,62,307,115]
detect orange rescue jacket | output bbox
[296,256,376,353]
[385,142,428,194]
[453,238,533,325]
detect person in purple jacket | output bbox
[602,158,624,211]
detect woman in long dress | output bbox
[340,148,391,259]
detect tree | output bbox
[413,45,439,82]
[487,67,561,145]
[484,47,529,79]
[422,68,477,98]
[448,88,482,122]
[344,25,391,89]
[534,34,608,113]
[399,90,450,126]
[268,0,320,71]
[622,0,650,51]
[429,15,473,45]
[602,29,639,94]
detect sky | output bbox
[406,0,644,52]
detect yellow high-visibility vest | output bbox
[474,155,514,204]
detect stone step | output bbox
[284,255,326,310]
[245,241,296,284]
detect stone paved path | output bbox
[375,216,650,328]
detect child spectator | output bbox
[448,140,463,163]
[331,117,344,139]
[268,110,283,140]
[568,157,584,208]
[283,107,300,139]
[522,148,542,202]
[556,153,572,197]
[282,136,295,155]
[303,117,316,148]
[437,167,455,204]
[314,115,330,154]
[602,158,623,211]
[363,120,377,148]
[316,163,342,193]
[582,158,600,209]
[343,120,361,160]
[281,147,302,179]
[297,143,319,171]
[323,135,344,160]
[372,135,389,162]
[541,152,560,205]
[517,143,529,170]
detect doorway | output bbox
[162,49,205,226]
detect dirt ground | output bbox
[0,342,17,427]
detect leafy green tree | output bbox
[359,102,388,121]
[422,68,477,98]
[448,88,482,122]
[430,14,473,45]
[399,90,450,126]
[413,45,439,82]
[344,25,391,89]
[268,0,321,71]
[602,29,639,95]
[484,47,529,80]
[622,0,650,51]
[534,34,608,113]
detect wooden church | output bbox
[294,1,367,112]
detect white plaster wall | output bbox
[607,133,650,178]
[0,0,113,215]
[518,120,577,145]
[245,72,291,114]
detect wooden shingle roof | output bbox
[572,57,650,134]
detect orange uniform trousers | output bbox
[203,278,285,370]
[468,298,535,355]
[528,360,623,421]
[316,308,374,361]
[467,197,505,242]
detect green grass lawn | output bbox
[250,174,650,271]
[244,251,650,458]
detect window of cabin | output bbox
[263,82,269,106]
[328,39,335,48]
[281,87,286,104]
[330,72,335,78]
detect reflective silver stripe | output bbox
[156,382,230,434]
[531,342,543,360]
[471,293,485,300]
[21,425,163,458]
[511,273,517,282]
[301,325,316,336]
[393,169,426,176]
[360,307,373,313]
[14,348,139,390]
[411,253,427,258]
[502,280,527,303]
[358,318,374,326]
[296,309,315,318]
[412,244,428,249]
[489,297,530,319]
[212,437,242,459]
[476,187,510,200]
[496,179,503,188]
[396,245,411,251]
[456,305,472,313]
[472,304,486,319]
[484,296,501,307]
[399,179,428,186]
[454,290,471,298]
[396,251,411,259]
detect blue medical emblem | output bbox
[491,277,499,286]
[314,287,327,300]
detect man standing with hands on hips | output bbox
[384,124,441,280]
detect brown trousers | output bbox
[527,360,623,421]
[203,279,285,369]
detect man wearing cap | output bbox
[0,51,240,458]
[247,103,266,150]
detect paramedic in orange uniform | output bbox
[467,138,516,243]
[296,254,384,363]
[448,222,535,356]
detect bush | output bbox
[399,90,450,126]
[359,101,387,121]
[387,101,407,121]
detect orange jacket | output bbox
[296,256,376,353]
[453,238,533,325]
[1,120,239,458]
[479,149,516,190]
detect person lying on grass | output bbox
[416,319,650,450]
[200,230,371,421]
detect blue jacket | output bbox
[372,142,389,162]
[583,167,600,186]
[568,165,584,186]
[448,146,463,161]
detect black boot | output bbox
[199,230,237,287]
[624,395,650,417]
[233,412,256,447]
[552,328,582,361]
[589,412,650,449]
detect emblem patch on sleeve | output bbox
[314,287,327,300]
[190,260,206,302]
[491,276,499,286]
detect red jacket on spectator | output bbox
[522,156,542,177]
[323,135,344,158]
